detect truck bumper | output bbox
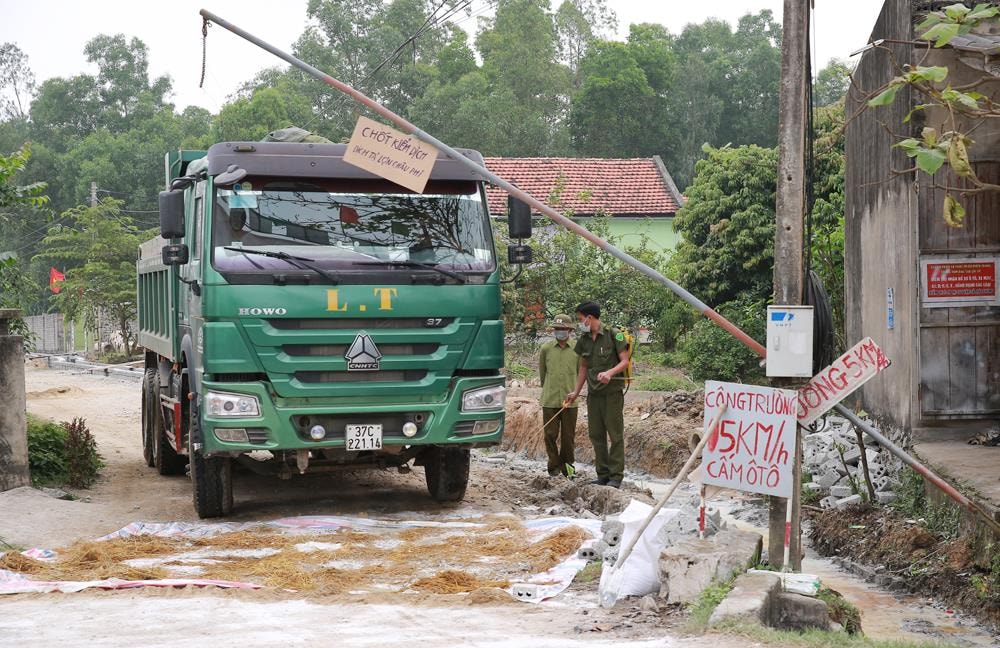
[198,376,505,455]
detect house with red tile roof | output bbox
[483,156,686,253]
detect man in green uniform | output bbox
[566,301,630,488]
[539,314,579,477]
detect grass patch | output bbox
[714,621,951,647]
[817,588,862,634]
[890,468,960,539]
[505,361,533,381]
[573,560,602,584]
[686,576,736,631]
[634,373,697,392]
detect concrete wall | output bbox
[583,217,679,254]
[845,0,919,440]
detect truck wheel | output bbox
[424,447,470,502]
[141,369,156,467]
[154,399,187,476]
[188,404,233,518]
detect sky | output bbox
[0,1,885,113]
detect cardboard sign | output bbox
[796,337,890,427]
[701,381,798,498]
[343,116,438,193]
[921,257,999,307]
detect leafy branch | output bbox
[863,2,1000,227]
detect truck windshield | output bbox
[211,178,495,276]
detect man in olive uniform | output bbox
[539,314,579,477]
[566,301,630,488]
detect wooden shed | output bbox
[846,0,1000,441]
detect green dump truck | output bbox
[137,142,530,517]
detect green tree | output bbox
[569,41,655,156]
[0,43,36,121]
[671,144,779,307]
[666,11,782,186]
[554,0,617,85]
[0,143,47,218]
[214,86,314,142]
[814,59,852,107]
[83,34,172,132]
[35,200,148,355]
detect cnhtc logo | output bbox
[345,331,382,371]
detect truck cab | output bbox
[138,142,528,517]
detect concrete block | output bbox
[819,496,838,509]
[773,592,830,632]
[658,529,763,604]
[876,491,897,504]
[602,519,623,547]
[709,572,781,627]
[804,481,826,493]
[835,494,862,509]
[816,470,841,489]
[578,540,608,561]
[829,485,853,498]
[842,446,862,465]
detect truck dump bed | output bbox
[137,237,177,362]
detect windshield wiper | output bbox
[222,247,340,285]
[352,260,467,284]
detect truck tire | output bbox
[154,399,187,476]
[140,369,156,467]
[188,403,233,518]
[424,447,470,502]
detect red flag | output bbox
[340,206,360,225]
[49,267,65,294]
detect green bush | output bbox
[27,416,70,486]
[655,295,698,351]
[64,418,102,488]
[27,415,103,488]
[677,296,766,382]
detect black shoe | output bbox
[591,477,609,486]
[606,480,622,489]
[548,470,561,477]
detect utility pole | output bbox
[90,181,98,208]
[769,0,809,571]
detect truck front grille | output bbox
[295,370,428,383]
[283,343,439,357]
[268,318,453,330]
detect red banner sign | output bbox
[921,258,999,306]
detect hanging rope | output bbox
[199,18,210,89]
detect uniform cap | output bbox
[551,314,573,329]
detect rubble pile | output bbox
[802,415,903,509]
[630,391,703,420]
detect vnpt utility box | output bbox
[766,305,814,378]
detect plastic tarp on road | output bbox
[0,515,601,601]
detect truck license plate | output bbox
[345,424,383,451]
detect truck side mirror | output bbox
[508,244,533,265]
[159,190,185,239]
[162,243,189,266]
[507,196,532,239]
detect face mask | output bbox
[577,317,590,334]
[554,330,569,341]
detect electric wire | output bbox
[804,1,835,373]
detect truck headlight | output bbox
[462,385,506,412]
[204,390,261,417]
